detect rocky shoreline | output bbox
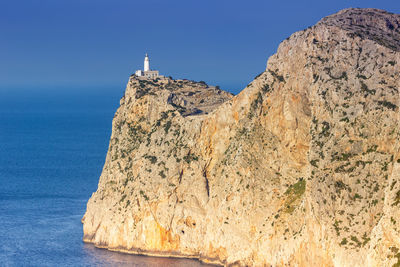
[83,239,223,266]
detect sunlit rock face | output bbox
[83,8,400,266]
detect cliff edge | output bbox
[83,8,400,266]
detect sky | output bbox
[1,0,399,94]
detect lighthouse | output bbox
[135,53,163,79]
[144,53,150,71]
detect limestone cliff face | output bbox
[83,8,400,266]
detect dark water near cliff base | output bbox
[0,88,210,267]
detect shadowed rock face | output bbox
[320,8,400,51]
[83,8,400,266]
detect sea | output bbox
[0,87,210,267]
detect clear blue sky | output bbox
[1,0,399,94]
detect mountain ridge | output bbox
[83,8,400,266]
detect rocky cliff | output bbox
[83,8,400,266]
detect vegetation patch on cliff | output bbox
[284,178,306,213]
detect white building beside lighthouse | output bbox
[135,53,164,79]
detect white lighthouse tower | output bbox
[144,53,150,71]
[135,53,164,79]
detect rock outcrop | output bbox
[83,8,400,266]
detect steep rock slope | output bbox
[83,8,400,266]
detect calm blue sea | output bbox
[0,88,209,267]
